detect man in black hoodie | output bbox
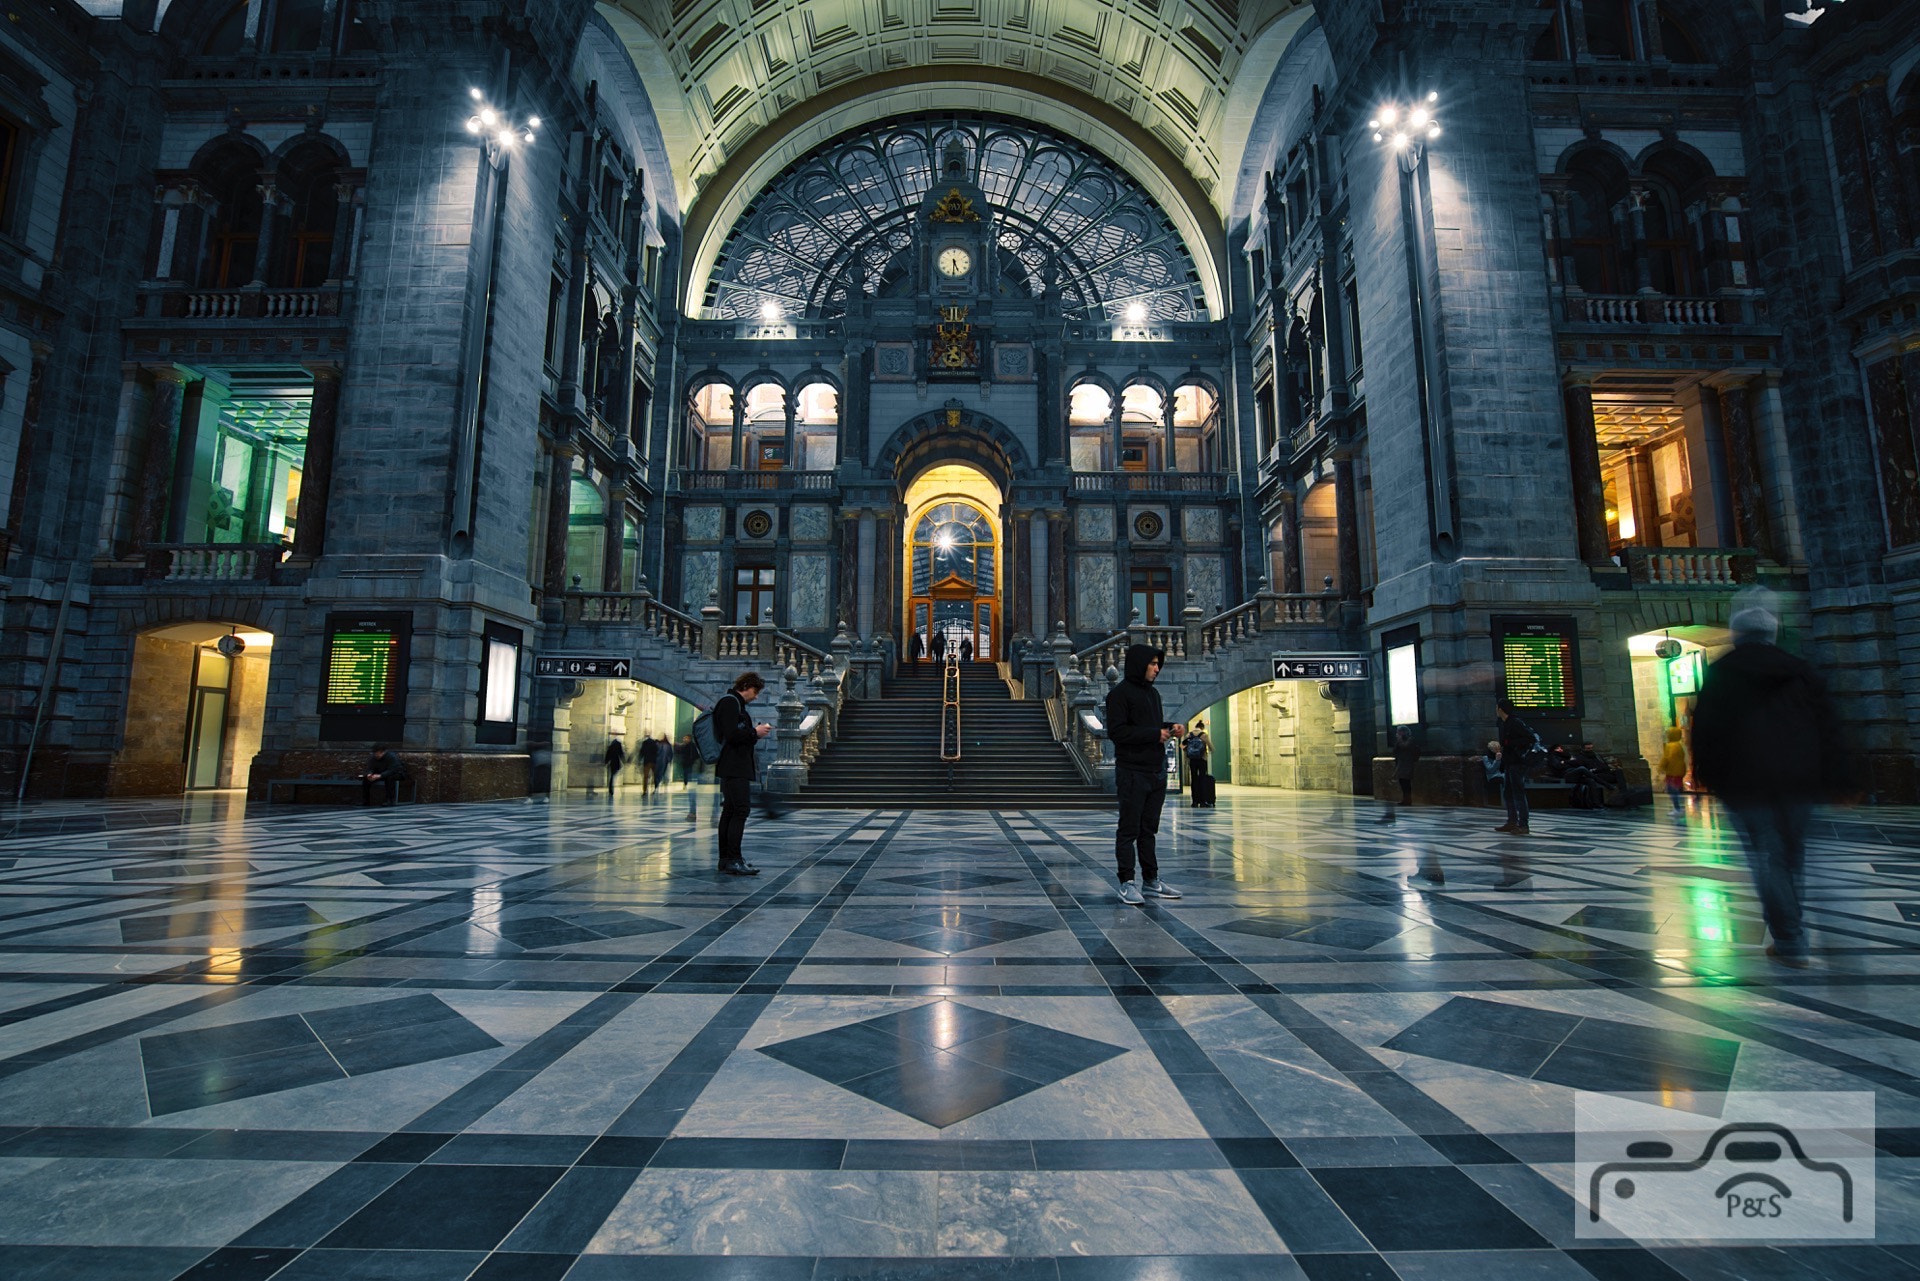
[1105,644,1186,905]
[1692,592,1846,967]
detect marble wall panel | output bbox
[1075,506,1115,543]
[790,505,832,543]
[1185,555,1225,616]
[681,550,721,613]
[1183,507,1222,544]
[1076,554,1116,633]
[684,506,724,543]
[789,553,831,630]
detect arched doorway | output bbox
[901,464,1002,660]
[117,622,276,794]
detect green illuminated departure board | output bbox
[326,631,396,706]
[1493,616,1582,716]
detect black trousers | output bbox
[719,777,752,865]
[1115,766,1166,883]
[362,777,401,805]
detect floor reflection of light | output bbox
[466,881,504,953]
[204,946,245,983]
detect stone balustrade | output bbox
[144,543,284,582]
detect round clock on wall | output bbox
[937,246,972,277]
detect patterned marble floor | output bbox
[0,784,1917,1280]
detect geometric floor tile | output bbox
[112,861,259,881]
[138,994,502,1115]
[1381,995,1741,1094]
[1213,911,1408,951]
[1561,906,1667,934]
[758,999,1127,1127]
[119,902,326,943]
[1637,864,1751,884]
[834,907,1055,954]
[487,909,681,950]
[878,872,1023,892]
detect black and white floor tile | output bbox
[0,786,1915,1278]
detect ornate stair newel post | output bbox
[700,591,722,660]
[1254,574,1282,631]
[758,606,779,662]
[1182,589,1205,660]
[1127,606,1146,648]
[766,666,807,794]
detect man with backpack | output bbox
[1692,590,1847,968]
[709,672,772,876]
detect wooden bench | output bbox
[266,776,415,805]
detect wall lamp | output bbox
[1370,92,1441,164]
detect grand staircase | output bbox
[793,662,1111,809]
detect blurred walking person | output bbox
[602,738,626,799]
[1692,591,1846,968]
[634,735,658,797]
[1659,726,1690,818]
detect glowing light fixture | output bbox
[1124,302,1149,324]
[1371,91,1441,158]
[759,300,783,322]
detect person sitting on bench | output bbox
[362,745,408,806]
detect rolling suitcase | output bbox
[1190,772,1216,808]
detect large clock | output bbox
[937,246,972,278]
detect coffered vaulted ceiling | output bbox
[598,0,1310,222]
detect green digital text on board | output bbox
[326,631,397,707]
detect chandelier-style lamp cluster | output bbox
[1369,91,1441,155]
[465,86,539,148]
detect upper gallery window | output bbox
[703,114,1205,324]
[1530,0,1709,63]
[201,0,363,56]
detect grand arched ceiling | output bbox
[597,0,1310,219]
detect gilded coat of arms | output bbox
[930,305,979,371]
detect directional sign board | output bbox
[534,654,632,680]
[1272,653,1370,682]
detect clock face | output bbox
[937,246,972,278]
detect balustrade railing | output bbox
[168,287,343,321]
[144,543,285,582]
[1070,471,1230,494]
[1564,294,1752,327]
[677,469,838,493]
[1620,547,1756,587]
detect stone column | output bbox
[292,363,342,557]
[1628,186,1653,295]
[248,179,281,288]
[1693,383,1740,548]
[1029,512,1048,643]
[542,440,576,598]
[132,367,189,547]
[780,392,796,469]
[1626,449,1659,550]
[1713,376,1773,558]
[2,345,48,549]
[549,682,580,793]
[1278,489,1303,593]
[1162,399,1177,474]
[856,510,876,639]
[1752,374,1806,562]
[602,485,628,591]
[326,181,357,282]
[1333,454,1362,596]
[729,398,745,471]
[1108,397,1123,472]
[153,192,183,282]
[1561,376,1610,563]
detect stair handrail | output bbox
[940,652,962,762]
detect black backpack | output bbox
[689,692,738,765]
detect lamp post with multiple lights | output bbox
[449,83,540,555]
[1370,90,1456,558]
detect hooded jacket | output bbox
[1104,644,1172,774]
[1692,641,1845,803]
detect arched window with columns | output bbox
[193,142,266,288]
[275,141,341,287]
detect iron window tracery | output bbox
[704,115,1206,323]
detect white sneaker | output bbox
[1141,879,1182,899]
[1117,881,1145,905]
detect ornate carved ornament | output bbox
[929,188,981,223]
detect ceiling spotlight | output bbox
[1392,132,1409,149]
[1427,90,1438,103]
[1428,124,1441,139]
[1125,302,1148,324]
[496,130,515,147]
[479,108,497,126]
[526,116,541,130]
[470,86,483,100]
[759,300,782,322]
[465,118,481,133]
[1378,105,1398,126]
[1410,107,1429,128]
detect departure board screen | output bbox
[1493,616,1582,717]
[322,617,406,709]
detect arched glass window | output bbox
[1530,0,1569,60]
[687,383,734,470]
[270,0,329,53]
[202,1,248,55]
[277,143,340,287]
[704,114,1205,323]
[1583,0,1637,59]
[1173,384,1221,472]
[794,381,839,470]
[196,145,263,287]
[1658,6,1708,62]
[911,502,995,596]
[1564,152,1629,293]
[1068,384,1111,471]
[566,476,605,588]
